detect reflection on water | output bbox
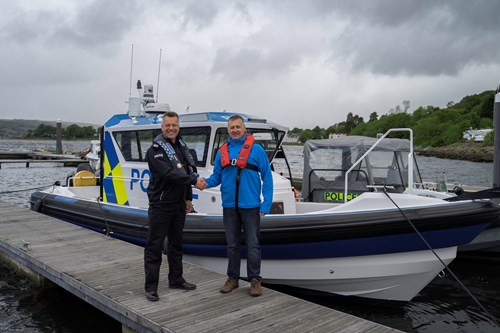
[0,264,121,333]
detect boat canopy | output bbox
[302,136,422,202]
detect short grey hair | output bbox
[227,114,244,125]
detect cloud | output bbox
[0,0,499,129]
[1,0,142,48]
[176,0,219,30]
[327,0,500,75]
[50,0,143,47]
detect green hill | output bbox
[0,119,98,138]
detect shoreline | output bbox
[416,143,494,162]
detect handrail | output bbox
[344,128,414,203]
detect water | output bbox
[0,263,121,332]
[275,145,495,188]
[0,139,90,155]
[1,140,499,333]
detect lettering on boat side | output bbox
[323,192,358,202]
[130,168,151,192]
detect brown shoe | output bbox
[220,278,239,293]
[250,278,262,297]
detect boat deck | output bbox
[0,201,401,333]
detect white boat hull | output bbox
[185,246,456,301]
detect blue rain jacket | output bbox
[205,134,273,213]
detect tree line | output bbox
[17,89,496,146]
[289,90,495,147]
[26,124,99,140]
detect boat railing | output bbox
[344,128,414,203]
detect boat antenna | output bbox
[382,188,500,327]
[156,48,162,102]
[129,44,134,97]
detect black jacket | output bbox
[145,137,197,209]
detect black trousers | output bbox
[144,206,186,292]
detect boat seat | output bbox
[77,163,94,173]
[73,170,97,186]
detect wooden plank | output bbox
[0,201,401,333]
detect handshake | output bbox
[195,177,208,190]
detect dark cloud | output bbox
[176,0,219,30]
[326,0,500,75]
[211,47,262,79]
[51,0,143,47]
[1,0,143,48]
[0,0,499,128]
[202,0,500,80]
[208,0,500,77]
[0,8,62,43]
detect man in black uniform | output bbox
[144,111,201,302]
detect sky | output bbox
[1,0,500,130]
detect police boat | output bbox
[30,84,500,302]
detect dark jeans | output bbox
[144,206,186,292]
[223,207,261,281]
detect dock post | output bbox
[56,118,63,155]
[494,90,500,188]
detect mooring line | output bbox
[0,184,55,195]
[382,188,499,327]
[96,196,113,238]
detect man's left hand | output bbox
[186,200,193,213]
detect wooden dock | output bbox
[0,158,89,168]
[0,201,401,333]
[0,151,88,168]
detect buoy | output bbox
[73,170,96,186]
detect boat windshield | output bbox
[210,128,286,165]
[110,126,285,168]
[111,126,212,167]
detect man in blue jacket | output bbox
[199,114,273,297]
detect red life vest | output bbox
[220,134,257,171]
[219,134,258,209]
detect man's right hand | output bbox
[195,177,208,190]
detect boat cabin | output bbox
[99,111,298,214]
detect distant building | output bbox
[463,128,493,142]
[329,133,346,139]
